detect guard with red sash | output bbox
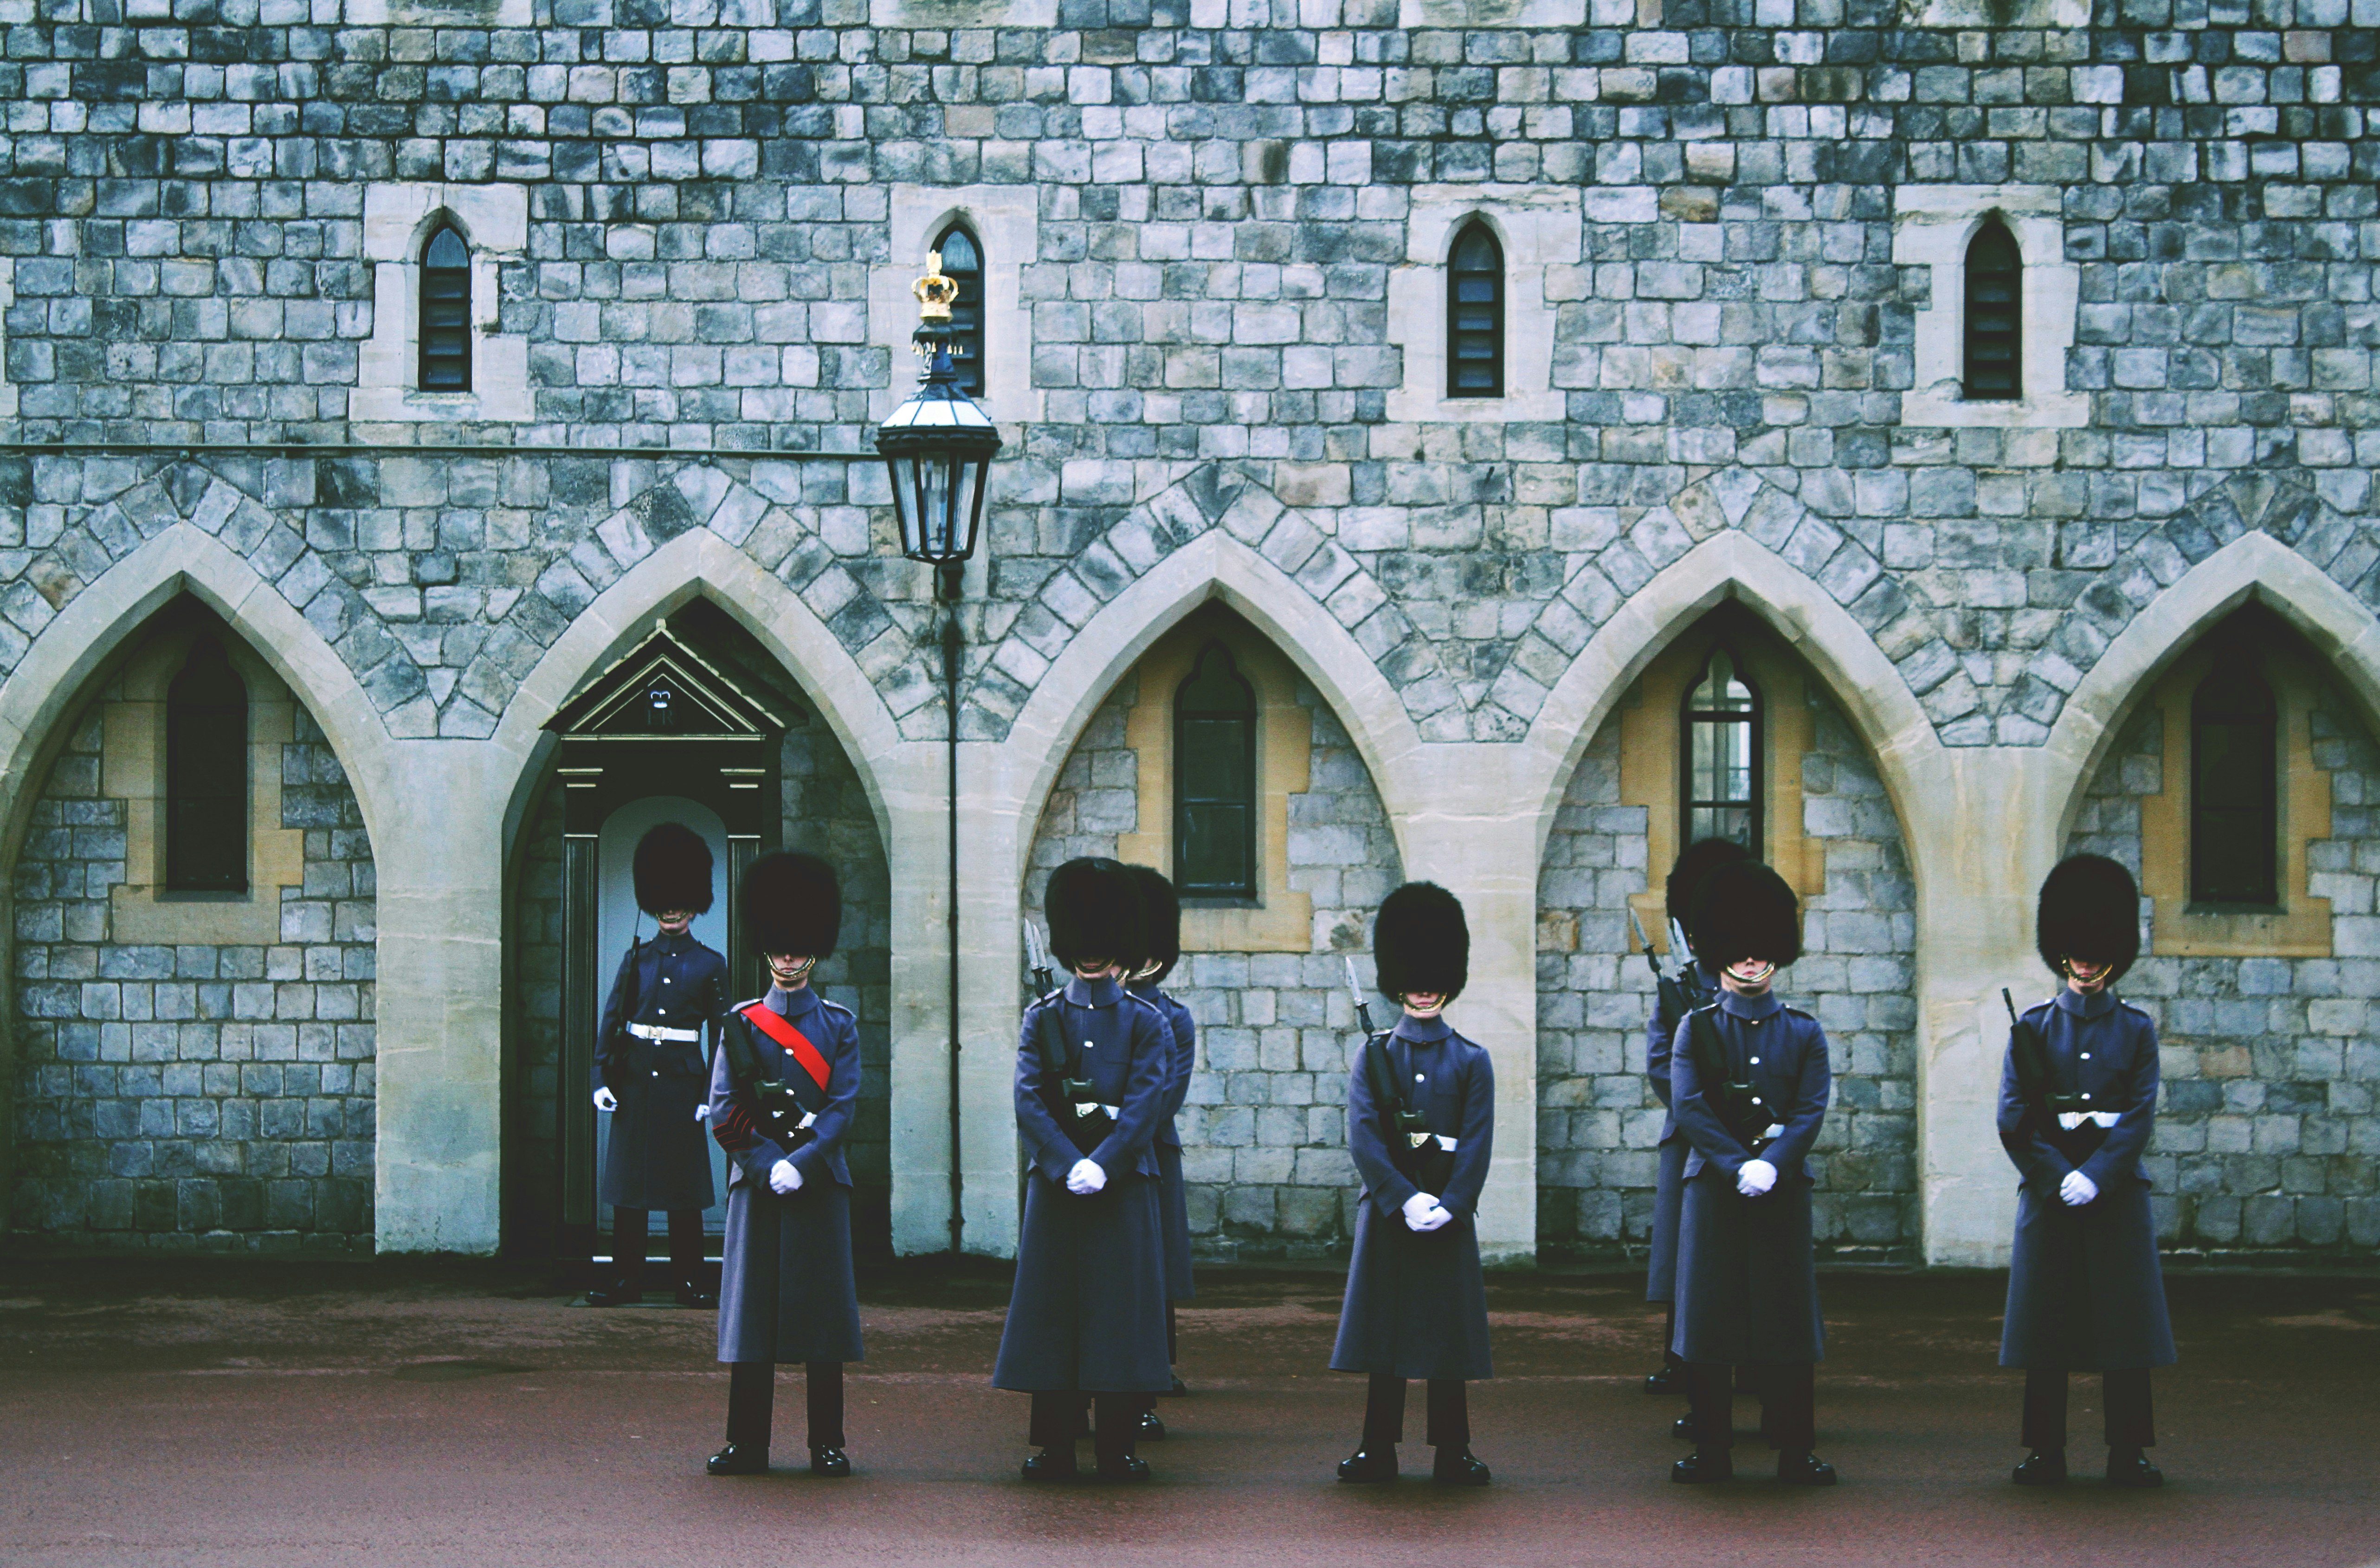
[705,851,864,1479]
[1999,854,2173,1489]
[1668,860,1837,1486]
[994,857,1173,1483]
[1123,864,1196,1431]
[588,822,728,1309]
[1332,882,1494,1487]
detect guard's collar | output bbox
[1718,987,1783,1021]
[652,928,691,949]
[766,983,815,1016]
[1393,1013,1451,1044]
[2053,987,2116,1019]
[1126,979,1166,1001]
[1065,974,1124,1007]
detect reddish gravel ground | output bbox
[0,1258,2373,1568]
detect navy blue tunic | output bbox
[708,983,865,1365]
[1669,988,1830,1365]
[594,929,728,1212]
[1329,1015,1496,1382]
[1129,980,1198,1303]
[1998,987,2176,1372]
[993,975,1174,1394]
[1645,959,1719,1305]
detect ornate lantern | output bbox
[875,253,1004,575]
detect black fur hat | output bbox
[1374,881,1468,1002]
[1666,836,1752,930]
[2037,853,2140,982]
[1689,860,1802,971]
[632,822,714,916]
[1045,857,1148,973]
[1125,864,1181,985]
[739,851,840,959]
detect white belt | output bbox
[1074,1102,1121,1121]
[2058,1110,2120,1130]
[628,1023,702,1044]
[1406,1133,1458,1152]
[1760,1123,1785,1141]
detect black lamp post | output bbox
[877,255,1002,1257]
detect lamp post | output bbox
[876,255,1002,1258]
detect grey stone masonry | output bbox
[1025,667,1403,1259]
[1536,686,1918,1265]
[11,703,377,1252]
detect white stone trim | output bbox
[874,185,1042,426]
[343,0,534,27]
[1385,185,1577,426]
[1893,184,2089,430]
[353,182,531,426]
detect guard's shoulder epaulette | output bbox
[1689,1000,1722,1016]
[1781,1004,1815,1021]
[817,996,856,1020]
[730,995,770,1014]
[2115,997,2150,1020]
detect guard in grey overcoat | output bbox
[704,852,864,1480]
[994,858,1174,1483]
[1999,853,2174,1491]
[1644,837,1748,1407]
[1332,882,1494,1487]
[588,822,728,1309]
[1124,865,1197,1428]
[1668,860,1838,1486]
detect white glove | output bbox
[769,1159,803,1195]
[1415,1202,1454,1232]
[2059,1169,2097,1207]
[592,1087,618,1112]
[1736,1158,1778,1197]
[693,1104,709,1122]
[1066,1158,1107,1196]
[1402,1192,1440,1232]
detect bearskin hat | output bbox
[2037,853,2140,983]
[1374,881,1469,1002]
[1688,860,1802,971]
[632,822,714,916]
[1666,836,1752,931]
[1125,864,1181,985]
[739,851,840,960]
[1045,857,1148,974]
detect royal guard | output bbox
[1999,853,2174,1489]
[1643,836,1750,1426]
[1669,860,1837,1486]
[994,857,1174,1482]
[704,852,865,1479]
[588,822,728,1309]
[1124,864,1197,1430]
[1331,882,1494,1487]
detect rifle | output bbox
[1026,920,1108,1154]
[1630,907,1710,1028]
[1346,958,1454,1195]
[1023,919,1056,1000]
[2003,989,2098,1161]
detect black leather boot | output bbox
[1432,1447,1490,1486]
[1137,1409,1167,1441]
[1166,1374,1188,1397]
[1671,1447,1734,1484]
[809,1446,851,1478]
[1095,1454,1152,1483]
[2105,1447,2163,1488]
[1021,1446,1079,1482]
[1337,1445,1397,1483]
[1644,1364,1682,1396]
[2012,1449,2067,1486]
[1671,1414,1696,1440]
[675,1283,718,1309]
[585,1279,641,1308]
[1776,1450,1838,1486]
[706,1442,767,1476]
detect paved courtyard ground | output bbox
[0,1258,2373,1568]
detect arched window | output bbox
[2190,664,2278,906]
[1174,642,1257,901]
[933,223,986,400]
[419,224,472,393]
[166,639,248,893]
[1963,219,2021,401]
[1447,221,1504,399]
[1680,645,1761,855]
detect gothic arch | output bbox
[2043,529,2380,843]
[998,527,1428,886]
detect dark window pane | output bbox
[1174,642,1258,899]
[1963,220,2022,401]
[419,224,472,392]
[1446,222,1503,399]
[935,224,986,400]
[1679,646,1763,858]
[2191,667,2277,905]
[166,640,248,893]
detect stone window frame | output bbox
[1115,607,1315,954]
[1893,185,2090,431]
[1386,186,1576,427]
[353,182,531,427]
[2134,629,2335,958]
[876,186,1041,425]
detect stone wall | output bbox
[2066,687,2380,1259]
[1024,667,1402,1259]
[10,703,378,1252]
[1535,682,1919,1265]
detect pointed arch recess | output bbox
[999,529,1428,887]
[2043,531,2380,845]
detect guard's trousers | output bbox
[1685,1361,1815,1452]
[1361,1375,1470,1449]
[2022,1368,2154,1450]
[613,1207,705,1291]
[1029,1391,1145,1471]
[724,1360,845,1452]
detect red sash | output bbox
[739,1001,832,1094]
